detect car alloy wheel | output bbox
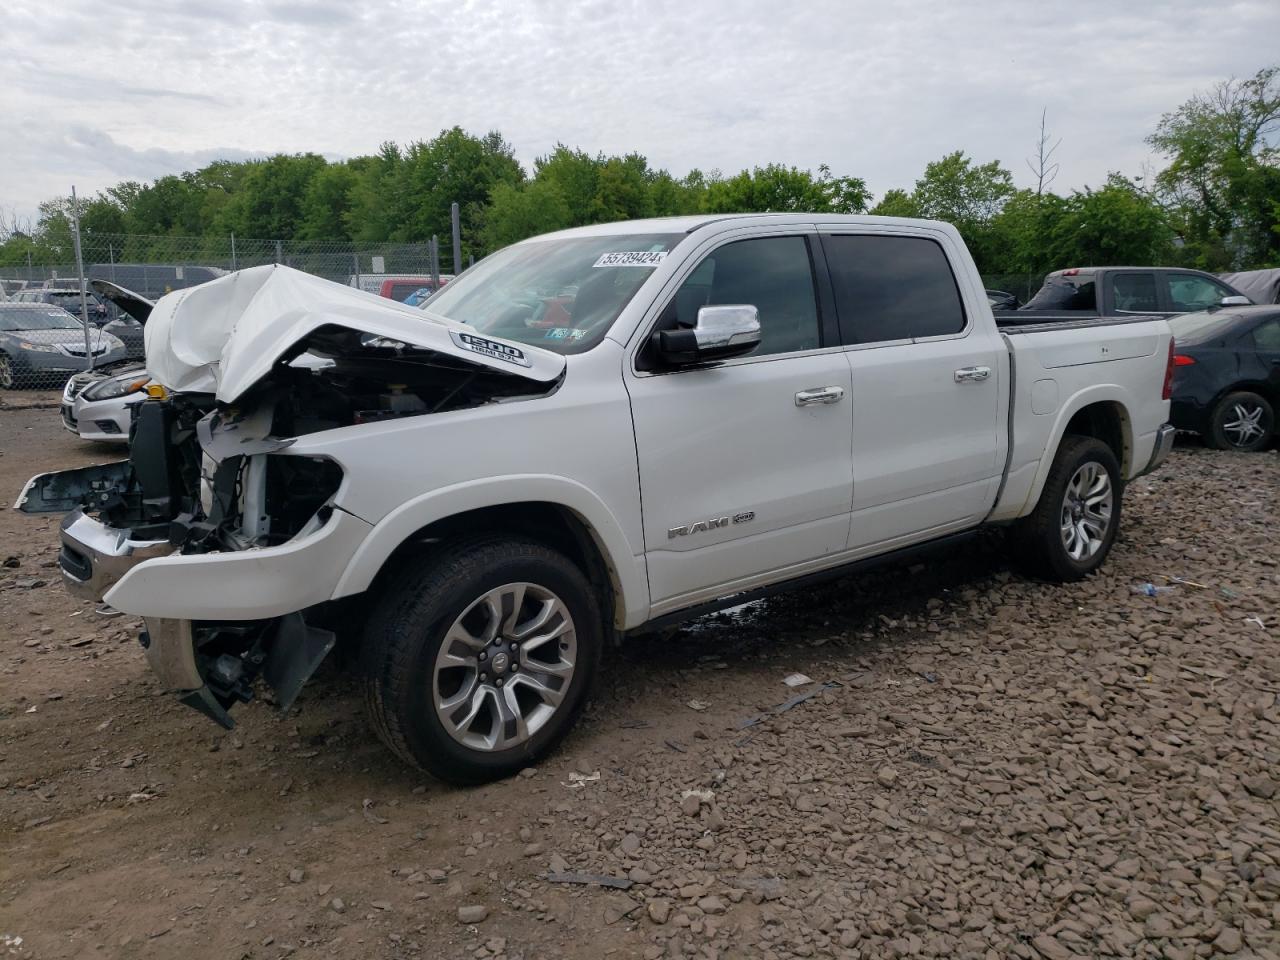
[1059,460,1113,562]
[432,581,577,752]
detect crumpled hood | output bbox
[144,264,566,403]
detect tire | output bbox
[1012,435,1123,582]
[361,537,602,784]
[0,353,13,390]
[1207,391,1274,452]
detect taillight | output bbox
[1173,354,1196,366]
[1162,339,1176,400]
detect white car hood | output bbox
[144,264,565,403]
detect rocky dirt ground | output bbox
[0,398,1277,960]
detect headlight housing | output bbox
[82,373,150,401]
[18,340,60,353]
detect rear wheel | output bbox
[1012,435,1122,582]
[1207,391,1273,452]
[361,537,602,784]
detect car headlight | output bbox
[18,340,60,353]
[82,374,150,401]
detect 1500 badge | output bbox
[668,511,754,539]
[450,331,531,367]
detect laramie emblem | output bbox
[668,512,754,539]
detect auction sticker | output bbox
[593,250,668,268]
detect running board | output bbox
[632,529,980,634]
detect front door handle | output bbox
[954,366,991,383]
[795,386,846,406]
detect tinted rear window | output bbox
[821,235,966,343]
[1024,275,1097,311]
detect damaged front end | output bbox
[16,266,565,728]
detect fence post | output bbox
[275,239,283,265]
[69,186,95,370]
[230,233,237,271]
[26,251,32,281]
[451,202,461,277]
[430,236,440,290]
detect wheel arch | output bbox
[1022,389,1135,516]
[331,477,647,630]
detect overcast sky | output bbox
[2,0,1278,225]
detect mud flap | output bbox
[263,613,336,712]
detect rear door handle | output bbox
[954,366,991,383]
[795,386,846,406]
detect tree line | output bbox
[2,66,1276,276]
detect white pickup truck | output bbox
[17,214,1176,783]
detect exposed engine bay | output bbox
[17,305,561,728]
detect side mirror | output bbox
[1220,295,1250,306]
[655,305,761,366]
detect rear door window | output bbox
[820,234,966,344]
[1023,275,1096,311]
[1109,273,1159,313]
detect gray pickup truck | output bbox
[1000,267,1250,323]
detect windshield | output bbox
[0,306,83,332]
[1023,275,1097,311]
[422,233,683,354]
[1167,310,1240,343]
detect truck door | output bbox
[624,232,854,611]
[818,230,1006,552]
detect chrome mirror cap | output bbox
[693,304,761,351]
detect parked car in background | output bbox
[0,303,126,388]
[61,364,150,441]
[1006,267,1250,320]
[350,273,453,296]
[1168,304,1280,451]
[91,278,153,360]
[377,276,450,302]
[985,289,1020,310]
[12,287,112,326]
[18,214,1176,784]
[1219,268,1280,305]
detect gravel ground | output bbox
[0,401,1277,960]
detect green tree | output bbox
[1148,65,1280,268]
[481,179,574,249]
[703,163,869,214]
[212,153,328,239]
[869,188,920,218]
[1047,176,1174,267]
[298,161,362,241]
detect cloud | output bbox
[1,0,1278,222]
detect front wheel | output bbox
[0,352,13,389]
[361,538,602,784]
[1012,435,1122,582]
[1207,391,1274,452]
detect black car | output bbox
[1168,305,1280,451]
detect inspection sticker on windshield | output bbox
[450,331,531,367]
[593,250,668,268]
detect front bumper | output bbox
[58,508,172,601]
[1136,423,1176,478]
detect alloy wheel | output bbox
[1059,461,1113,562]
[1221,401,1267,448]
[432,582,577,752]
